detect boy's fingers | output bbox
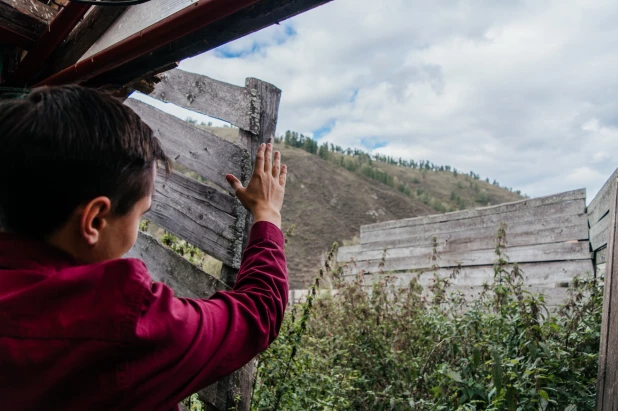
[273,151,281,178]
[279,164,287,187]
[254,144,265,175]
[264,143,273,174]
[226,174,243,192]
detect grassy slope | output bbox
[202,126,522,288]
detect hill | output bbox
[197,125,523,288]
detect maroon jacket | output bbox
[0,221,288,411]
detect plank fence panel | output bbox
[146,169,239,267]
[342,241,590,274]
[149,69,258,134]
[591,216,611,253]
[597,178,618,410]
[589,168,618,227]
[361,217,587,253]
[125,98,249,192]
[126,231,227,299]
[345,260,594,289]
[362,199,585,244]
[362,189,585,234]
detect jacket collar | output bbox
[0,232,78,270]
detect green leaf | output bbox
[539,389,549,400]
[446,369,464,383]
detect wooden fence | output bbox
[595,171,618,410]
[337,189,594,307]
[124,68,281,411]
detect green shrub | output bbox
[252,227,602,410]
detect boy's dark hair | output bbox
[0,85,170,238]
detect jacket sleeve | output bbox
[127,221,288,408]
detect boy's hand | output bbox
[226,143,287,228]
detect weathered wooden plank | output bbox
[0,12,37,45]
[148,69,257,134]
[589,168,618,227]
[87,0,333,88]
[591,214,611,252]
[80,0,196,60]
[345,260,594,288]
[597,247,608,266]
[126,231,227,299]
[0,0,56,26]
[124,98,249,192]
[47,6,127,75]
[597,178,618,410]
[362,189,586,234]
[362,199,585,244]
[0,1,47,43]
[146,169,239,267]
[340,241,591,274]
[361,216,588,253]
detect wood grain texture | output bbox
[47,6,127,75]
[589,168,618,227]
[0,1,47,42]
[362,189,585,234]
[362,199,585,244]
[340,241,591,274]
[149,69,257,134]
[124,98,249,192]
[361,216,588,253]
[86,0,333,88]
[126,231,227,299]
[597,178,618,410]
[0,0,56,25]
[591,214,611,252]
[345,260,594,288]
[146,169,239,267]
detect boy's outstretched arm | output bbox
[124,143,288,410]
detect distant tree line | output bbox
[277,130,523,197]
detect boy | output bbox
[0,85,288,410]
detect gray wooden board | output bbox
[362,199,585,244]
[340,241,591,274]
[444,285,569,308]
[148,69,257,134]
[362,189,585,234]
[126,231,227,299]
[597,247,608,265]
[80,0,197,60]
[589,168,618,227]
[125,98,248,193]
[591,214,611,252]
[344,260,594,288]
[147,169,239,267]
[361,216,588,253]
[597,178,618,409]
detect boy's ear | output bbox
[80,197,112,246]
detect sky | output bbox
[135,0,618,200]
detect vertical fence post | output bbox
[597,178,618,410]
[203,78,281,411]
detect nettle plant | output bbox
[252,224,602,411]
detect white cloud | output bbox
[176,0,618,200]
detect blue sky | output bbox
[139,0,618,201]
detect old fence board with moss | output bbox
[339,189,594,308]
[123,68,282,411]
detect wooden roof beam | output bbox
[0,0,56,28]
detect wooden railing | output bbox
[125,68,281,411]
